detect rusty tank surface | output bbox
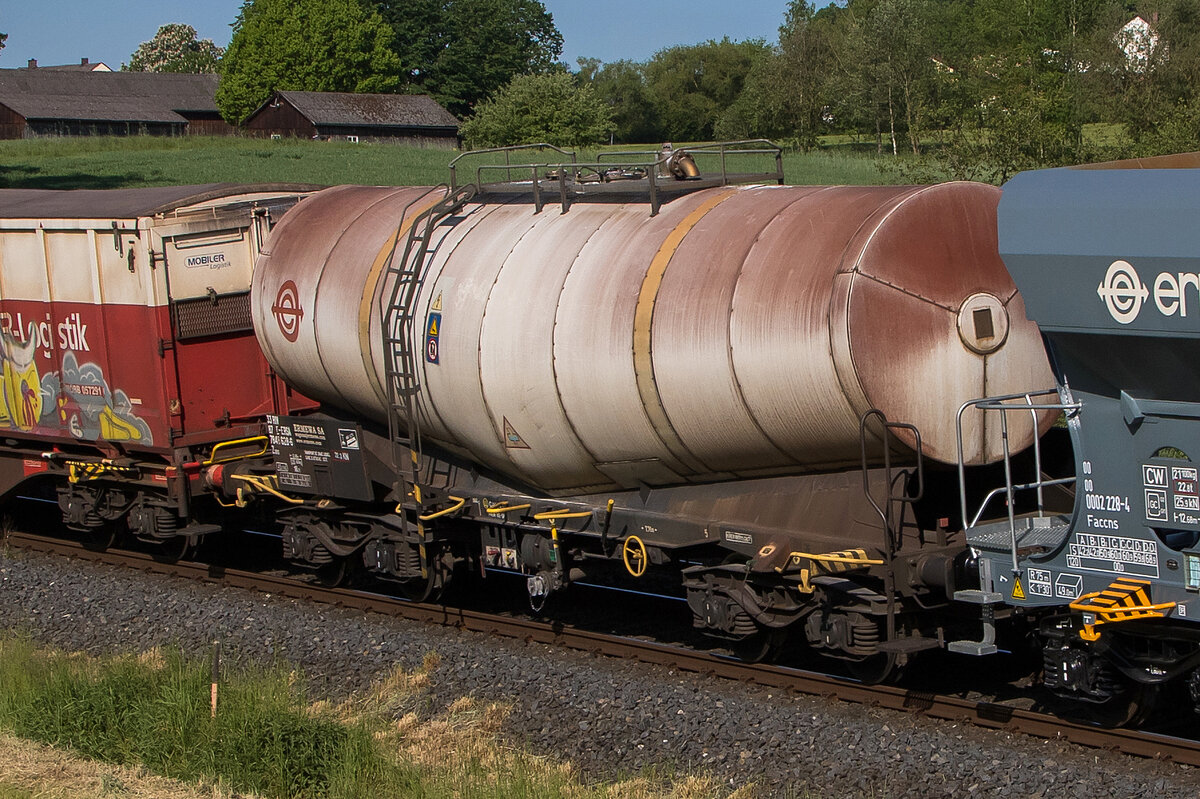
[251,181,1054,494]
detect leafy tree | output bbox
[937,93,1075,183]
[577,58,661,143]
[575,57,602,84]
[1111,0,1200,150]
[644,38,769,142]
[935,0,1112,174]
[810,2,899,153]
[850,0,939,155]
[0,32,6,53]
[216,0,403,124]
[459,71,614,148]
[124,24,223,73]
[717,2,834,149]
[374,0,444,83]
[373,0,562,117]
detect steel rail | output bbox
[5,530,1200,766]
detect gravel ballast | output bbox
[1,544,1196,798]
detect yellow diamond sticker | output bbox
[1012,578,1026,600]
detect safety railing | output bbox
[449,143,577,189]
[594,139,784,185]
[955,389,1080,573]
[448,140,784,216]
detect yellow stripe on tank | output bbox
[632,189,737,475]
[357,190,449,407]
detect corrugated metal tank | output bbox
[251,182,1055,493]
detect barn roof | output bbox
[0,94,187,123]
[273,91,459,129]
[0,70,220,122]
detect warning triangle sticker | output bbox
[502,417,530,449]
[431,292,442,311]
[1012,578,1026,600]
[427,317,438,336]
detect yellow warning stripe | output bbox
[775,547,882,594]
[632,189,737,473]
[1070,577,1175,641]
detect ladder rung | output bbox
[380,184,479,469]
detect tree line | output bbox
[567,0,1200,179]
[117,0,1200,179]
[122,0,560,126]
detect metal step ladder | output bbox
[949,390,1078,655]
[379,183,476,507]
[858,409,926,658]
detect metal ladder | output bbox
[379,183,476,503]
[859,410,932,659]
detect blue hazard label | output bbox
[425,313,441,364]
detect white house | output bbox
[1115,16,1161,73]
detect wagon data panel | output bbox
[266,415,372,501]
[1141,460,1200,531]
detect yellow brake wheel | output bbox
[622,535,647,577]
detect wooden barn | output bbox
[243,91,460,147]
[0,70,231,138]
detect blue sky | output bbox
[0,2,793,71]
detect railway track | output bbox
[6,528,1200,767]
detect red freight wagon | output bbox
[0,184,316,547]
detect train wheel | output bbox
[153,535,193,564]
[81,521,122,552]
[847,652,903,684]
[731,629,789,664]
[396,555,453,603]
[1059,684,1158,728]
[398,572,439,602]
[316,556,358,588]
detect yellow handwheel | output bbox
[622,535,648,577]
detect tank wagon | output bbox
[0,184,316,552]
[246,143,1056,674]
[973,154,1200,723]
[0,145,1066,688]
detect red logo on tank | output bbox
[272,281,303,342]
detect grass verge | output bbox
[0,636,752,799]
[0,135,903,190]
[0,732,237,799]
[0,636,407,798]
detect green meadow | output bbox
[0,134,907,190]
